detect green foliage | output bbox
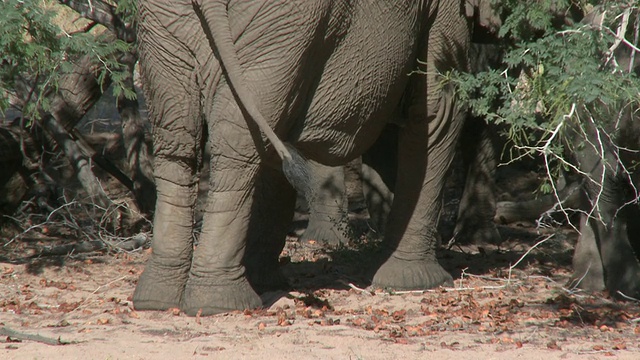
[114,0,138,24]
[452,0,640,192]
[495,0,577,40]
[0,0,135,120]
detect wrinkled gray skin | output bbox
[133,0,470,315]
[462,3,640,298]
[562,10,640,299]
[566,112,640,299]
[302,114,502,247]
[566,22,640,296]
[301,40,505,247]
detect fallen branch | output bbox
[30,233,148,258]
[0,327,74,345]
[339,281,375,296]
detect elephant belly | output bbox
[293,5,420,165]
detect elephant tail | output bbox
[191,0,313,199]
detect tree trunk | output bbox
[57,0,157,215]
[117,51,156,215]
[0,125,31,217]
[43,55,116,209]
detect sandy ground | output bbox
[1,230,639,360]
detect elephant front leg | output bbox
[372,113,461,290]
[453,120,501,244]
[301,158,371,246]
[372,77,466,290]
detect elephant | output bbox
[301,1,640,301]
[297,41,505,247]
[555,109,640,299]
[296,157,373,246]
[461,3,640,299]
[299,113,503,247]
[132,0,471,315]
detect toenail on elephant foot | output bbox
[372,256,453,290]
[181,278,262,316]
[133,261,190,311]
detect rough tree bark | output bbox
[5,1,155,217]
[59,0,156,215]
[0,125,32,216]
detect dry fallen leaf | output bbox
[547,340,561,350]
[612,343,627,350]
[167,308,181,316]
[392,310,406,322]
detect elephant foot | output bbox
[181,277,262,316]
[300,218,351,246]
[607,264,640,300]
[133,259,190,311]
[372,255,453,290]
[567,264,605,292]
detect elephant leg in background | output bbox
[361,162,394,236]
[361,123,398,236]
[300,157,371,246]
[568,119,640,298]
[299,161,349,246]
[345,157,369,215]
[132,11,202,311]
[344,157,373,238]
[624,203,640,261]
[372,2,469,289]
[570,211,605,291]
[453,118,501,244]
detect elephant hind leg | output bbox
[133,22,203,311]
[181,163,263,316]
[244,166,297,293]
[372,1,469,290]
[181,163,296,315]
[181,91,296,314]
